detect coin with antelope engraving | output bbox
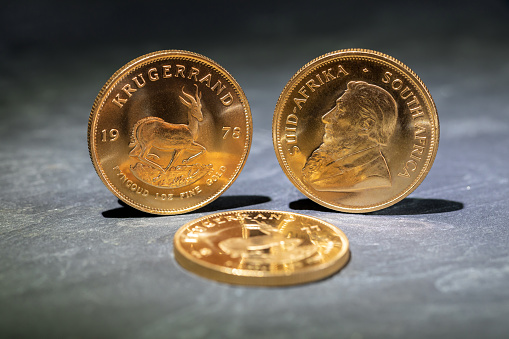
[174,210,350,286]
[273,49,439,213]
[88,50,252,214]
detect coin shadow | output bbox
[101,195,272,218]
[102,200,164,218]
[289,197,464,215]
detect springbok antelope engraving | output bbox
[129,84,206,172]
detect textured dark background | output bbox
[1,1,509,338]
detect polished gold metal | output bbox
[273,49,439,213]
[88,50,252,214]
[174,210,350,286]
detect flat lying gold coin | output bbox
[174,210,350,286]
[88,50,252,214]
[273,49,439,213]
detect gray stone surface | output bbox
[1,1,508,338]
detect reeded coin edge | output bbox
[88,50,252,215]
[173,210,350,286]
[272,49,439,213]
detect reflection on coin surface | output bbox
[273,49,439,213]
[174,210,350,286]
[88,50,252,214]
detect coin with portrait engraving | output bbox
[88,50,252,214]
[273,49,439,213]
[174,210,350,286]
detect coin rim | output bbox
[272,49,439,213]
[173,210,350,286]
[88,50,252,215]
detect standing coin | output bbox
[273,49,439,213]
[174,210,350,286]
[88,50,252,214]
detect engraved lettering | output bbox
[285,129,296,143]
[268,214,282,220]
[202,221,215,228]
[199,73,212,87]
[301,225,321,233]
[398,122,426,178]
[113,166,127,184]
[294,97,306,110]
[298,86,309,99]
[391,78,403,91]
[322,68,337,82]
[206,166,226,186]
[102,129,119,142]
[211,80,226,96]
[175,65,186,78]
[414,123,426,139]
[398,122,427,178]
[285,113,299,146]
[122,84,136,97]
[162,65,172,78]
[112,94,127,108]
[410,144,425,161]
[336,65,349,77]
[132,74,146,88]
[113,166,149,196]
[406,95,419,108]
[238,213,252,220]
[409,104,424,119]
[288,145,300,155]
[400,86,413,100]
[222,126,231,138]
[148,68,159,81]
[415,135,426,145]
[187,67,200,81]
[306,79,320,92]
[405,160,417,173]
[398,158,417,178]
[382,71,392,83]
[231,127,241,139]
[286,114,298,126]
[316,73,325,85]
[220,92,233,106]
[294,86,308,110]
[180,186,201,199]
[382,71,425,120]
[398,166,410,178]
[155,193,174,201]
[187,226,203,235]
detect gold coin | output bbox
[88,50,252,214]
[273,49,439,213]
[174,210,350,286]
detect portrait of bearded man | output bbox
[302,81,398,192]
